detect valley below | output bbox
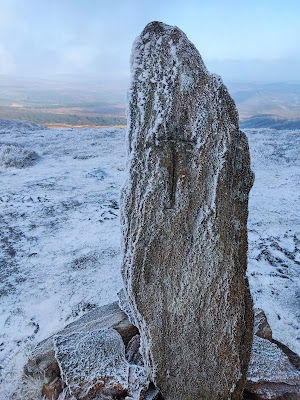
[0,77,300,130]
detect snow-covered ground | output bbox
[0,121,126,398]
[246,128,300,355]
[0,119,299,398]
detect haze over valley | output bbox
[0,76,128,128]
[0,76,299,129]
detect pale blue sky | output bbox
[0,0,299,82]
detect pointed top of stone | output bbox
[127,20,239,157]
[130,20,208,79]
[140,21,188,41]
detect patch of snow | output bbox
[245,128,300,355]
[0,125,126,399]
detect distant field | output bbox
[0,105,127,128]
[0,76,299,128]
[0,76,127,128]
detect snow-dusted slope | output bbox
[246,128,300,355]
[0,122,126,398]
[0,120,299,398]
[0,118,46,134]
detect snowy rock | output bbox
[24,302,137,380]
[24,336,60,382]
[24,302,147,400]
[54,328,130,399]
[121,21,254,399]
[126,335,143,366]
[245,336,300,399]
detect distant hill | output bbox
[0,76,127,128]
[0,77,299,128]
[0,118,46,134]
[0,106,127,128]
[228,82,300,120]
[240,114,300,130]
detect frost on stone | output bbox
[118,288,137,326]
[128,364,149,400]
[58,301,132,337]
[54,328,129,399]
[0,143,39,168]
[24,302,148,399]
[248,336,300,384]
[121,21,254,399]
[246,336,300,398]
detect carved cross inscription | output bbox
[157,125,195,209]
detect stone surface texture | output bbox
[24,302,138,380]
[41,377,63,400]
[121,21,254,399]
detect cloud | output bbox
[0,45,16,74]
[206,58,300,83]
[62,46,94,70]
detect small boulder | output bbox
[126,335,143,366]
[54,328,130,399]
[245,336,300,399]
[254,308,272,341]
[24,336,60,381]
[24,302,148,400]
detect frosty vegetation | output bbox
[0,144,39,168]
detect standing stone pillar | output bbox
[121,21,254,400]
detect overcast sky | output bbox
[0,0,299,83]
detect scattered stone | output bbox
[54,328,130,399]
[26,301,299,400]
[272,338,300,371]
[121,21,254,399]
[245,336,300,399]
[42,377,63,400]
[24,302,137,380]
[244,309,300,399]
[254,308,273,341]
[24,335,60,381]
[126,335,143,366]
[24,302,147,400]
